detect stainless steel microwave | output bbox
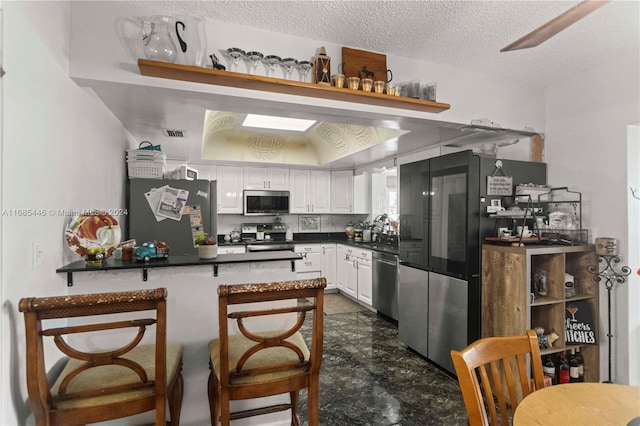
[243,190,290,216]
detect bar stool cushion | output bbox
[51,343,183,410]
[209,331,310,385]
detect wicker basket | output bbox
[127,161,164,179]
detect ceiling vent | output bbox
[162,129,187,138]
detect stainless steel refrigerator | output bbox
[398,150,546,375]
[127,179,217,257]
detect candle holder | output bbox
[587,254,631,383]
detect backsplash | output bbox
[216,214,368,235]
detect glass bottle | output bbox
[558,351,570,384]
[575,347,585,382]
[542,355,556,385]
[569,348,580,382]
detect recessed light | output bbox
[242,114,317,132]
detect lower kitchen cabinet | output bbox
[482,244,599,382]
[295,243,335,290]
[321,243,336,290]
[336,244,372,306]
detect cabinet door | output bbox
[343,255,358,298]
[217,166,243,214]
[336,245,346,290]
[310,171,331,213]
[357,258,373,305]
[321,244,336,290]
[331,170,354,213]
[267,168,290,190]
[243,167,268,189]
[290,169,310,213]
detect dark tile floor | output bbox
[298,308,469,425]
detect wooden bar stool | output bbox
[19,288,183,426]
[208,277,326,426]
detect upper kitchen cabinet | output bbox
[216,166,244,214]
[331,170,354,214]
[290,170,331,214]
[243,167,289,190]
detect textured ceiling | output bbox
[150,0,639,86]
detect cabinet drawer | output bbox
[295,252,322,272]
[294,244,322,253]
[218,246,246,254]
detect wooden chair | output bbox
[208,277,326,426]
[19,288,183,426]
[450,330,545,426]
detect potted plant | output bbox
[195,232,217,259]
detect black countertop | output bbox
[57,252,303,286]
[217,232,399,255]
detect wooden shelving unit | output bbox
[138,59,451,114]
[481,244,599,382]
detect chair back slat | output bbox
[451,330,545,426]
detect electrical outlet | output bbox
[32,241,43,268]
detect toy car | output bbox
[135,241,169,262]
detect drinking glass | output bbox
[281,58,298,80]
[225,47,245,72]
[386,83,396,96]
[297,60,312,82]
[374,81,385,94]
[244,51,263,75]
[332,73,345,88]
[361,78,373,92]
[263,55,282,78]
[347,77,360,90]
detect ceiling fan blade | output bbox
[501,0,611,52]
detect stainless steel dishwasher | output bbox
[372,251,399,321]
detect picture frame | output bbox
[298,215,320,233]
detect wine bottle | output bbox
[558,351,570,384]
[569,348,580,382]
[542,355,556,385]
[575,347,585,382]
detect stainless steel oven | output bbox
[241,223,294,252]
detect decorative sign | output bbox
[487,175,513,195]
[565,301,597,345]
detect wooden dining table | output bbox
[514,382,640,425]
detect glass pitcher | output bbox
[142,16,178,63]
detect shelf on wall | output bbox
[138,59,451,114]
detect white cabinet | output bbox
[330,170,354,213]
[216,166,243,214]
[295,243,336,290]
[294,244,322,273]
[353,171,371,214]
[290,169,330,213]
[218,245,246,254]
[336,244,372,305]
[321,244,336,290]
[243,167,289,190]
[356,254,373,305]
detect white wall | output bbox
[1,2,131,425]
[545,53,640,384]
[627,124,639,386]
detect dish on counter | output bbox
[65,214,121,258]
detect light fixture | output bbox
[242,114,317,132]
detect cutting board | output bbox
[341,47,390,82]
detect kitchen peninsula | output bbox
[58,252,302,425]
